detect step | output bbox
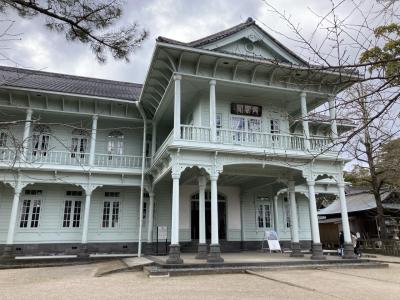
[144,261,388,277]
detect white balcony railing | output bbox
[174,126,335,153]
[0,148,147,169]
[180,125,211,142]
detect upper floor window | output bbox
[256,198,272,230]
[71,129,89,158]
[20,190,43,228]
[32,125,51,157]
[0,131,7,147]
[270,119,280,134]
[107,130,124,159]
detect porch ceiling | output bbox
[177,163,304,191]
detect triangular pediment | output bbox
[197,22,306,65]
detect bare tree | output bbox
[260,0,400,141]
[343,83,400,239]
[0,0,148,63]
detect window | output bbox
[20,191,43,228]
[283,198,300,229]
[71,129,89,159]
[102,192,120,228]
[107,130,124,159]
[63,199,82,228]
[270,119,280,134]
[283,198,291,228]
[256,199,272,229]
[231,116,261,143]
[0,131,7,147]
[143,202,147,220]
[66,190,83,197]
[32,125,51,157]
[216,113,222,137]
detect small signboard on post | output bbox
[262,229,282,253]
[156,226,168,255]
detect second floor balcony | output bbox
[0,148,150,171]
[179,125,332,153]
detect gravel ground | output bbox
[0,263,399,300]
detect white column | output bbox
[307,180,320,244]
[273,195,279,231]
[338,183,352,244]
[6,185,22,245]
[173,74,182,140]
[198,176,207,244]
[300,92,310,151]
[210,175,219,245]
[81,189,92,244]
[151,122,157,158]
[288,181,300,244]
[170,173,180,245]
[328,97,338,140]
[89,115,98,166]
[22,109,33,159]
[209,80,217,142]
[147,192,155,243]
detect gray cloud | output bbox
[0,0,387,84]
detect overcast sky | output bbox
[3,0,342,84]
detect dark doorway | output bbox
[191,201,226,240]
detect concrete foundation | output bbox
[343,243,357,259]
[195,243,208,259]
[207,244,224,263]
[290,242,304,257]
[166,244,183,264]
[310,243,325,260]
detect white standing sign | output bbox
[157,226,168,240]
[264,230,282,252]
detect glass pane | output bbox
[257,205,264,228]
[264,204,271,228]
[73,201,81,228]
[30,200,41,228]
[112,201,120,227]
[102,201,110,228]
[63,200,72,227]
[20,200,31,228]
[248,118,261,132]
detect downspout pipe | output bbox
[136,102,147,258]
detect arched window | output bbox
[107,130,124,159]
[32,125,51,156]
[71,129,89,158]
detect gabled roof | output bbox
[0,66,142,101]
[157,17,308,65]
[318,191,400,215]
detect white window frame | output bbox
[107,131,124,160]
[71,129,89,159]
[101,192,121,229]
[0,131,7,147]
[19,190,43,229]
[62,193,83,229]
[256,198,272,230]
[230,115,262,143]
[32,125,51,157]
[283,197,300,230]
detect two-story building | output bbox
[0,18,358,263]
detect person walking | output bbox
[339,231,344,256]
[351,232,360,257]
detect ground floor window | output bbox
[63,200,82,228]
[256,199,272,229]
[102,192,120,228]
[20,190,42,228]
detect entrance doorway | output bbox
[191,192,226,240]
